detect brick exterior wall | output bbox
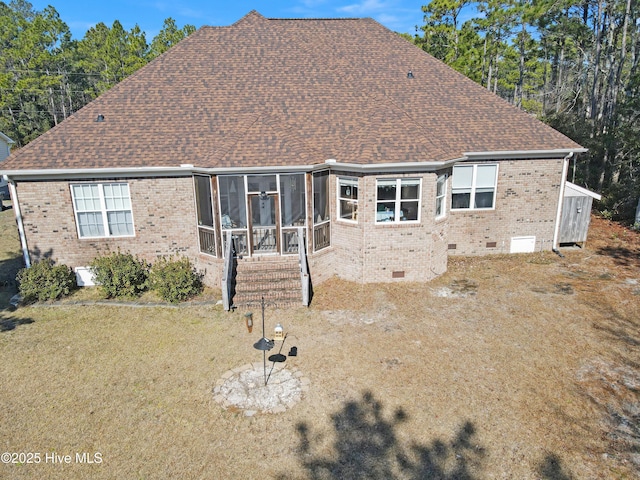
[307,170,448,284]
[13,160,563,289]
[447,159,563,255]
[306,170,359,284]
[15,176,224,287]
[360,173,445,282]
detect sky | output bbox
[29,0,440,41]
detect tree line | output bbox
[0,0,194,145]
[411,0,639,223]
[1,0,638,223]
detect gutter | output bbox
[0,148,590,180]
[0,160,460,181]
[0,164,323,181]
[552,152,574,255]
[0,165,201,182]
[464,148,588,161]
[4,176,31,268]
[324,157,463,172]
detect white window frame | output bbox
[375,178,421,224]
[451,164,498,211]
[312,170,331,252]
[337,177,359,223]
[70,182,135,239]
[435,173,447,219]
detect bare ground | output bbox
[0,208,639,479]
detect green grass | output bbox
[0,200,23,308]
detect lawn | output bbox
[0,199,22,308]
[1,202,639,479]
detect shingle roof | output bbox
[2,11,582,171]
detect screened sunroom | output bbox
[193,171,330,258]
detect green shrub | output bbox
[90,251,149,298]
[149,256,203,303]
[17,259,77,303]
[599,209,614,220]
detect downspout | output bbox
[552,152,573,256]
[4,176,31,268]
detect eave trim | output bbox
[565,181,602,200]
[323,158,464,172]
[0,164,318,181]
[1,148,588,180]
[463,148,588,160]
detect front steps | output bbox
[231,256,302,308]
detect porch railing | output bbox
[252,227,277,253]
[198,226,216,255]
[222,229,248,257]
[282,227,300,254]
[313,221,330,251]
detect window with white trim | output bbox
[376,178,421,223]
[71,183,134,238]
[338,177,358,222]
[435,173,447,218]
[451,164,498,210]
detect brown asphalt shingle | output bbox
[1,11,582,171]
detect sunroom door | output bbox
[249,193,279,254]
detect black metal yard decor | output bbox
[252,297,274,386]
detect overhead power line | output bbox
[6,69,110,77]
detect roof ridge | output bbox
[333,93,451,163]
[268,17,369,21]
[368,90,453,160]
[231,10,265,26]
[213,109,325,166]
[205,113,262,164]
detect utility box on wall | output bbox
[74,267,96,287]
[510,236,536,253]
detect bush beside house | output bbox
[88,252,203,303]
[89,251,150,299]
[149,256,203,303]
[17,259,77,302]
[14,253,205,305]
